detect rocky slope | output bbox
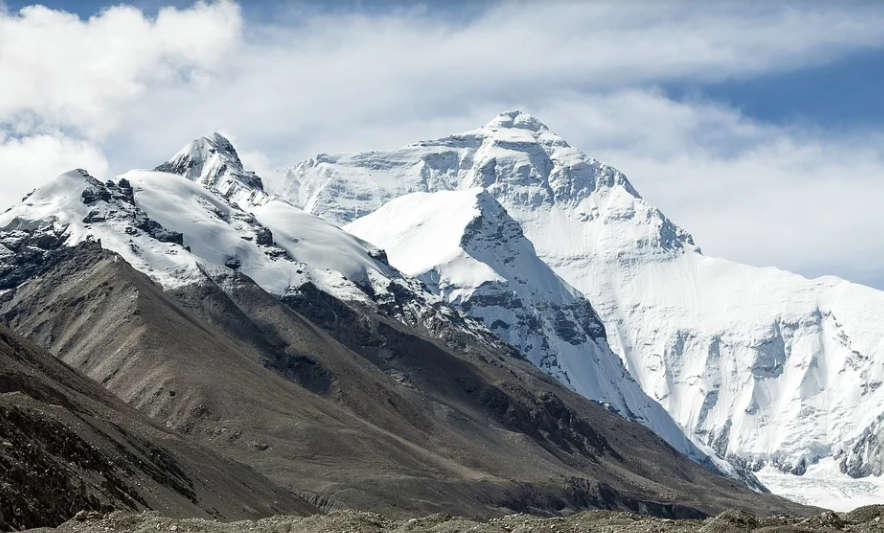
[0,242,806,519]
[27,506,884,533]
[282,110,884,508]
[0,319,314,531]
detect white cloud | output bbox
[0,0,241,137]
[0,133,109,206]
[529,91,884,287]
[1,1,883,287]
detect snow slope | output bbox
[757,457,884,512]
[283,110,884,503]
[346,188,706,463]
[0,169,384,303]
[127,170,393,302]
[0,170,204,290]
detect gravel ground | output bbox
[23,506,884,533]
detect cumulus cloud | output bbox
[0,133,109,206]
[0,0,241,136]
[531,91,884,287]
[1,1,883,286]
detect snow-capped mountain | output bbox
[0,140,504,356]
[2,134,817,517]
[346,187,706,464]
[283,110,884,508]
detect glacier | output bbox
[282,110,884,506]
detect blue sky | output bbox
[1,1,884,288]
[669,47,884,132]
[3,0,494,22]
[10,0,884,131]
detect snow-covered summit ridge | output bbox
[0,169,202,289]
[285,109,694,261]
[156,132,269,208]
[0,167,392,306]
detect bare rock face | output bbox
[837,416,884,478]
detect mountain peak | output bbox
[344,187,714,466]
[209,130,234,145]
[61,168,95,180]
[156,133,267,207]
[158,132,246,175]
[476,110,572,153]
[483,110,550,133]
[202,132,243,165]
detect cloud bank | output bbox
[1,0,883,287]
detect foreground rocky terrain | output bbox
[25,506,884,533]
[0,322,315,531]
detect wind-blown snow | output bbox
[283,109,884,506]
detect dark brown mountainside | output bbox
[0,243,812,520]
[0,321,314,531]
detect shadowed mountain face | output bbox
[0,315,315,531]
[0,242,811,520]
